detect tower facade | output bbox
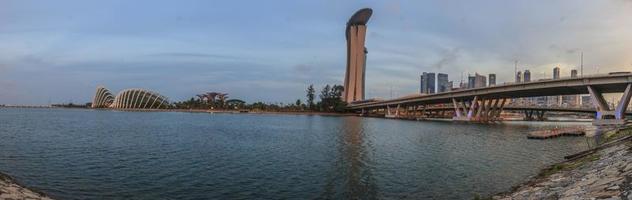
[488,74,496,86]
[343,8,372,103]
[524,70,531,82]
[437,73,449,93]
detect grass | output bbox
[540,153,600,177]
[601,126,632,144]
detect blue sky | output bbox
[1,0,632,105]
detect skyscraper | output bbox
[468,75,476,89]
[524,70,531,82]
[516,71,522,83]
[437,73,449,93]
[475,73,487,88]
[553,67,560,79]
[468,73,487,88]
[488,74,496,86]
[566,69,580,107]
[343,8,372,103]
[420,75,425,94]
[421,72,436,94]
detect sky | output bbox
[1,0,632,105]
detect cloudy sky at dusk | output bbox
[1,0,632,104]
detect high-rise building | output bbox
[468,73,487,88]
[420,75,425,94]
[420,72,436,94]
[488,74,496,86]
[468,75,476,89]
[343,8,372,103]
[564,69,580,107]
[548,67,562,107]
[553,67,560,79]
[524,70,531,82]
[475,73,487,88]
[437,73,449,93]
[516,71,522,83]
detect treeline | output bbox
[172,84,347,113]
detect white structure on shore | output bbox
[92,86,169,109]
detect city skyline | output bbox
[2,0,632,105]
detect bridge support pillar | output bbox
[523,110,545,121]
[453,97,506,122]
[589,84,632,126]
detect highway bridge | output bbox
[348,73,632,126]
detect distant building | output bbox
[420,75,424,93]
[475,73,487,88]
[564,69,580,107]
[420,72,436,94]
[581,95,592,108]
[488,74,496,86]
[524,70,531,82]
[92,86,170,109]
[516,71,522,83]
[553,67,560,79]
[459,81,468,89]
[437,73,449,93]
[447,81,454,91]
[468,73,487,88]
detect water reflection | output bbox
[0,109,593,199]
[320,117,379,199]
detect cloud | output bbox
[144,52,242,60]
[432,48,460,70]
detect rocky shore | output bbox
[495,134,632,200]
[0,173,52,200]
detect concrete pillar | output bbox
[589,84,631,126]
[615,83,632,119]
[467,96,479,119]
[452,98,463,118]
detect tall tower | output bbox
[344,8,372,103]
[553,67,560,79]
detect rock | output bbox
[587,190,620,198]
[562,186,583,197]
[606,185,620,191]
[495,139,632,199]
[623,163,632,172]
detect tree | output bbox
[319,84,331,100]
[306,84,315,110]
[319,85,332,111]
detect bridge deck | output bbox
[349,73,632,110]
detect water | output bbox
[0,108,593,199]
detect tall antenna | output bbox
[580,52,584,77]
